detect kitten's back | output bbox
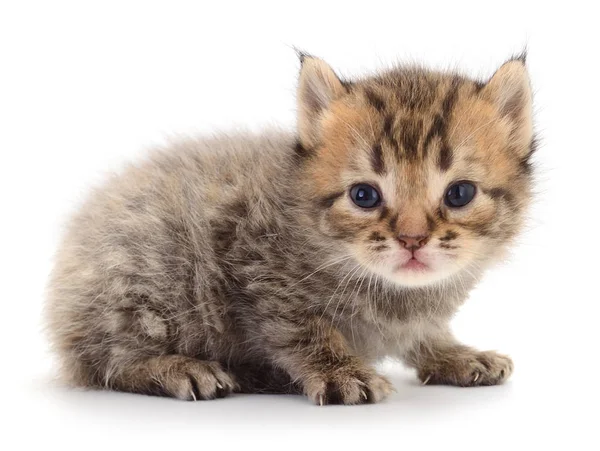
[45,129,295,386]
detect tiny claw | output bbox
[422,374,432,385]
[473,372,480,383]
[361,390,368,400]
[319,394,324,406]
[216,382,223,389]
[190,390,197,401]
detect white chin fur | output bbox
[385,267,458,288]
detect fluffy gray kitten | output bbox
[46,55,534,404]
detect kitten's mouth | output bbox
[399,258,429,271]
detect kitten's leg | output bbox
[403,326,513,387]
[109,355,237,401]
[55,301,237,400]
[259,318,394,405]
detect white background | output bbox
[1,1,598,449]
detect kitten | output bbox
[45,53,534,405]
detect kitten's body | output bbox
[46,58,532,404]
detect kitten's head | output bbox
[296,54,535,287]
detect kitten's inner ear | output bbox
[297,57,346,148]
[482,59,533,155]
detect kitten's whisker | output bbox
[340,263,373,323]
[330,262,366,327]
[337,118,371,150]
[453,116,499,151]
[287,255,353,287]
[318,262,361,326]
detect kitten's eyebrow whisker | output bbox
[337,117,371,150]
[366,113,377,141]
[452,116,498,151]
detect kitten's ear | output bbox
[482,57,533,155]
[297,56,346,148]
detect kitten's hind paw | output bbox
[113,355,237,401]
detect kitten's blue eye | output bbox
[350,184,381,208]
[445,182,476,208]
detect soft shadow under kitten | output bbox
[46,54,534,404]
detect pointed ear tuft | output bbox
[294,47,311,64]
[297,57,346,148]
[482,58,533,155]
[511,48,528,64]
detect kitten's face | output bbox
[297,57,534,287]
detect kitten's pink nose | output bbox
[397,235,430,252]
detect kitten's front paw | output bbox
[418,350,513,387]
[303,360,394,405]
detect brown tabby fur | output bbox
[45,53,534,405]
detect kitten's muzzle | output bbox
[397,235,430,252]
